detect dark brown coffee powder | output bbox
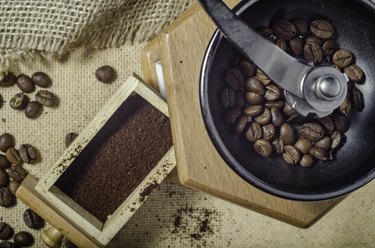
[55,94,172,222]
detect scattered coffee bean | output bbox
[304,41,323,64]
[292,18,309,35]
[283,145,302,165]
[332,112,350,133]
[96,66,117,84]
[244,105,263,117]
[265,101,284,109]
[271,107,284,127]
[32,72,52,88]
[8,165,27,182]
[23,209,45,229]
[225,107,241,124]
[259,27,277,41]
[246,77,265,95]
[300,154,315,168]
[0,73,16,87]
[318,116,335,134]
[333,49,353,68]
[280,123,296,145]
[0,155,10,169]
[10,93,29,110]
[272,138,284,154]
[226,68,244,90]
[254,139,273,157]
[262,124,276,141]
[283,103,297,117]
[350,87,365,112]
[221,88,236,108]
[35,90,57,107]
[344,64,364,82]
[305,34,323,46]
[271,20,297,40]
[255,69,271,85]
[246,92,263,105]
[8,181,20,196]
[235,115,248,134]
[315,136,332,150]
[0,222,13,240]
[19,144,37,164]
[237,60,255,77]
[309,147,329,160]
[294,139,313,154]
[6,148,21,165]
[16,74,35,93]
[276,39,287,51]
[264,84,281,101]
[0,134,14,153]
[0,169,9,187]
[289,37,304,56]
[245,122,262,142]
[0,241,17,248]
[13,232,34,247]
[330,131,343,150]
[255,108,271,125]
[25,101,42,119]
[310,20,334,39]
[339,97,352,115]
[322,40,337,57]
[236,92,246,109]
[0,188,13,207]
[65,132,78,148]
[299,123,325,141]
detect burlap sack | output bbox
[0,0,193,73]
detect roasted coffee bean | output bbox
[259,27,277,41]
[237,60,255,77]
[16,74,35,93]
[292,18,309,35]
[262,124,276,141]
[246,92,263,105]
[0,222,13,240]
[0,73,16,87]
[0,134,14,153]
[10,93,28,110]
[225,107,241,125]
[0,155,10,169]
[8,165,27,182]
[280,123,296,145]
[96,65,117,84]
[0,188,13,207]
[35,90,57,107]
[299,123,325,141]
[305,34,323,46]
[271,107,284,128]
[339,97,352,115]
[315,136,332,150]
[304,41,323,64]
[300,154,315,168]
[255,69,271,85]
[221,88,236,108]
[235,115,248,134]
[244,105,263,117]
[25,101,42,119]
[322,40,337,57]
[283,145,302,165]
[272,138,284,154]
[65,132,78,148]
[255,108,271,125]
[310,20,334,39]
[19,144,37,163]
[271,19,297,40]
[351,87,365,112]
[332,64,341,71]
[32,72,52,88]
[246,77,265,95]
[289,37,304,56]
[0,169,9,187]
[332,112,350,133]
[330,131,343,150]
[309,147,328,160]
[276,39,287,51]
[254,139,273,157]
[236,92,246,109]
[333,49,353,68]
[265,101,285,109]
[0,242,17,248]
[294,139,313,154]
[347,81,356,92]
[23,209,45,229]
[8,181,20,196]
[344,64,364,82]
[318,116,335,134]
[264,85,281,102]
[13,232,34,247]
[245,122,262,142]
[6,148,21,165]
[226,68,245,90]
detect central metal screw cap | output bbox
[318,76,342,99]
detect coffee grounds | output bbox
[56,94,172,222]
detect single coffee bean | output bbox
[332,112,350,133]
[235,115,248,134]
[292,18,309,35]
[272,137,284,154]
[0,73,16,87]
[270,107,284,128]
[19,144,37,163]
[237,60,255,77]
[95,66,117,84]
[294,139,313,154]
[283,145,302,165]
[305,34,323,46]
[8,181,20,196]
[322,40,337,57]
[347,81,356,92]
[253,139,273,157]
[350,87,365,112]
[6,148,21,165]
[330,131,343,150]
[262,124,276,141]
[333,49,353,68]
[65,132,78,148]
[344,64,364,82]
[35,90,57,107]
[276,39,287,51]
[265,101,285,109]
[289,37,304,56]
[271,19,297,40]
[0,188,13,207]
[0,134,14,153]
[300,154,315,168]
[259,27,277,41]
[245,122,262,142]
[299,122,325,141]
[236,92,246,109]
[10,93,29,110]
[246,92,263,105]
[280,123,296,145]
[8,165,28,182]
[255,108,271,125]
[221,88,236,108]
[304,41,323,64]
[0,169,9,187]
[264,84,281,102]
[318,116,335,134]
[225,107,241,125]
[338,97,352,115]
[0,222,13,240]
[0,155,10,169]
[13,231,34,247]
[25,101,42,119]
[16,74,35,93]
[310,20,334,39]
[226,68,245,90]
[246,77,265,95]
[244,105,263,117]
[32,72,52,87]
[23,209,45,229]
[309,147,328,161]
[0,242,17,248]
[255,69,271,85]
[315,136,332,150]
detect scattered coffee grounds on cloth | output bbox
[56,94,172,222]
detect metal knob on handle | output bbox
[199,0,348,117]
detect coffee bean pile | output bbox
[221,19,365,168]
[0,222,35,247]
[0,71,58,119]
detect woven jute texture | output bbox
[0,0,193,73]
